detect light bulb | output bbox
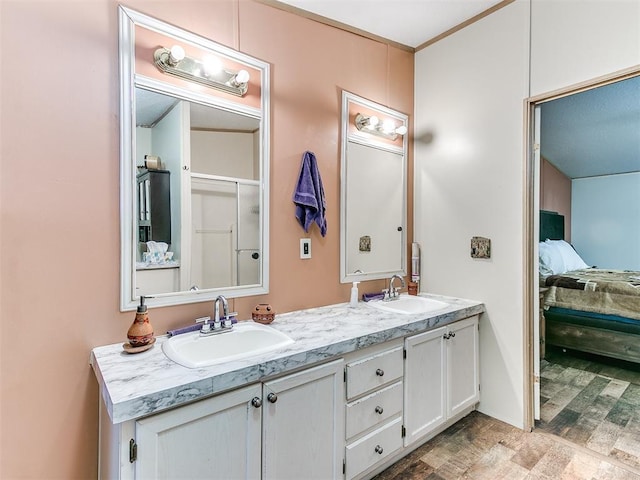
[169,45,185,65]
[202,56,222,76]
[382,119,396,133]
[368,116,379,127]
[235,69,250,84]
[395,125,408,136]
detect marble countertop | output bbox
[91,294,484,424]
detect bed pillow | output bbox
[545,239,589,272]
[538,242,565,276]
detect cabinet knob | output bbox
[443,333,449,339]
[267,392,278,403]
[375,406,384,414]
[374,445,384,455]
[251,397,262,408]
[450,332,456,338]
[375,368,384,377]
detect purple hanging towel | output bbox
[292,151,327,237]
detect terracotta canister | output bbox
[252,303,275,324]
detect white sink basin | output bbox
[163,322,295,369]
[367,294,448,315]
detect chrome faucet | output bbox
[198,295,232,335]
[384,275,405,301]
[213,295,229,329]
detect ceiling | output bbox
[136,88,260,130]
[540,76,640,179]
[274,0,506,49]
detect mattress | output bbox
[543,269,640,321]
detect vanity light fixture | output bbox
[354,113,406,140]
[154,45,250,96]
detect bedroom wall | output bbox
[414,0,531,429]
[572,172,640,270]
[540,157,571,242]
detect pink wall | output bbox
[0,1,413,478]
[540,157,572,241]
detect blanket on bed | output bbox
[544,269,640,320]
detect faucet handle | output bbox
[196,316,211,332]
[222,312,237,328]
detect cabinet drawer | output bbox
[345,416,403,480]
[346,381,403,439]
[346,346,403,399]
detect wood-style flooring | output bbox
[537,347,640,472]
[373,347,640,479]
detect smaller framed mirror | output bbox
[340,91,408,283]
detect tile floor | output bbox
[374,347,640,479]
[537,347,640,472]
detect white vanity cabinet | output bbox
[344,340,405,480]
[99,311,480,480]
[135,383,262,479]
[102,360,344,480]
[262,359,344,480]
[404,315,479,446]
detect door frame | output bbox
[523,65,640,431]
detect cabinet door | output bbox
[135,383,262,480]
[262,359,344,480]
[404,327,446,446]
[446,315,480,418]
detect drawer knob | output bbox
[375,368,384,377]
[251,397,262,408]
[375,406,384,414]
[374,445,384,455]
[267,392,278,403]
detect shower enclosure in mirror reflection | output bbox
[340,91,408,284]
[119,6,270,310]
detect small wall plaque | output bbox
[471,236,491,259]
[359,235,371,252]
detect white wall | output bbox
[572,173,640,270]
[530,1,640,96]
[414,0,531,428]
[190,131,256,179]
[414,0,640,429]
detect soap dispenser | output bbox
[349,281,360,307]
[124,296,156,353]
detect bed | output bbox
[539,210,640,363]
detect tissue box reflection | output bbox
[143,251,174,264]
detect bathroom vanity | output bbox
[91,294,483,480]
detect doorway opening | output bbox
[526,69,640,471]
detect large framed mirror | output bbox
[119,7,270,310]
[340,91,408,283]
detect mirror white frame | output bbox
[119,6,270,310]
[340,91,408,283]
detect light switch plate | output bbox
[300,238,311,259]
